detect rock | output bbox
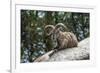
[47,38,90,61]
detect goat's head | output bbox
[44,25,57,50]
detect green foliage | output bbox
[21,10,89,63]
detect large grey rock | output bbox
[47,38,90,61]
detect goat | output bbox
[50,23,78,50]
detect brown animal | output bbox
[49,23,78,50]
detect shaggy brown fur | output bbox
[52,23,78,50]
[55,31,78,50]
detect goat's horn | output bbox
[44,25,55,36]
[55,23,67,31]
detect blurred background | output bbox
[21,10,90,63]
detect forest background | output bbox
[21,10,89,63]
